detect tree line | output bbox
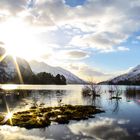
[8,72,67,85]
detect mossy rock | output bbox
[0,115,4,122]
[0,105,104,129]
[54,115,70,124]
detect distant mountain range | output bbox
[0,47,85,84]
[101,65,140,85]
[1,46,140,85]
[29,60,86,84]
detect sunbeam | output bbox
[0,96,13,125]
[0,49,24,84]
[0,53,7,62]
[12,57,24,84]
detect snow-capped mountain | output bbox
[29,60,86,84]
[0,47,33,83]
[106,65,140,85]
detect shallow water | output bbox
[0,85,140,140]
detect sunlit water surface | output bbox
[0,84,140,140]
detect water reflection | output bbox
[0,90,31,112]
[0,85,140,140]
[82,94,102,108]
[68,117,132,140]
[108,98,121,114]
[125,87,140,101]
[0,124,95,140]
[0,89,83,112]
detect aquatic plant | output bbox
[108,85,122,100]
[82,79,102,97]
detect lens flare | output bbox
[6,112,13,119]
[0,53,7,62]
[1,85,18,90]
[12,57,24,84]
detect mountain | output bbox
[29,60,86,84]
[104,65,140,85]
[0,47,33,83]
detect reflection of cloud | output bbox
[118,119,130,125]
[69,117,129,140]
[0,126,46,140]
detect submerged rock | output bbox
[0,105,104,129]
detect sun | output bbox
[0,17,55,63]
[4,39,46,61]
[0,17,46,61]
[4,32,40,61]
[5,46,19,58]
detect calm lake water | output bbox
[0,84,140,140]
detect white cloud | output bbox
[117,46,130,51]
[136,36,140,40]
[64,50,89,59]
[70,32,128,52]
[66,63,113,82]
[0,0,139,53]
[0,0,27,17]
[70,34,130,53]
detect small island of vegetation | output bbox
[0,105,104,129]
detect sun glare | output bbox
[1,85,18,90]
[0,17,46,61]
[6,112,13,119]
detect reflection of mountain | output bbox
[125,87,140,105]
[29,60,86,84]
[0,47,33,83]
[0,91,31,112]
[103,65,140,85]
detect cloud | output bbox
[0,0,139,81]
[25,0,140,52]
[0,41,4,45]
[117,46,130,51]
[70,32,128,52]
[0,0,139,52]
[0,0,27,16]
[70,33,130,53]
[136,36,140,40]
[65,50,89,59]
[66,63,113,82]
[50,50,89,61]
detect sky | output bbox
[0,0,140,82]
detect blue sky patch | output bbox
[65,0,86,7]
